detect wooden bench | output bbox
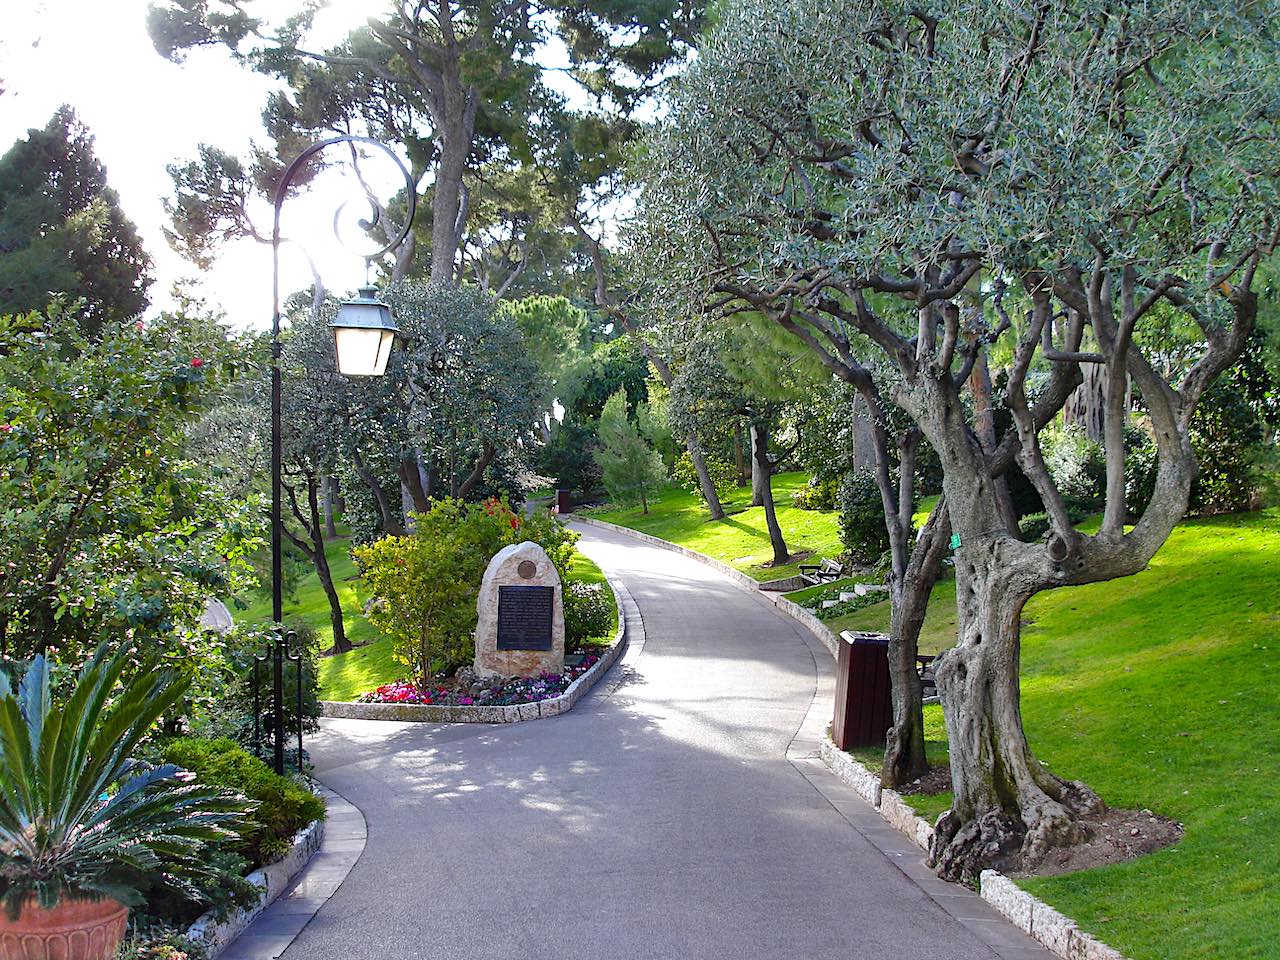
[798,557,844,586]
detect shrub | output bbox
[160,738,324,868]
[1041,424,1105,510]
[791,476,839,510]
[355,497,578,680]
[672,449,738,505]
[563,582,615,649]
[185,623,321,755]
[837,471,891,565]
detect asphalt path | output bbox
[288,521,1051,960]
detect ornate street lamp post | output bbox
[264,136,415,774]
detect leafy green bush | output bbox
[354,497,577,680]
[672,449,737,505]
[791,476,839,510]
[160,738,324,868]
[563,582,614,649]
[837,471,891,565]
[1041,424,1106,510]
[0,307,262,667]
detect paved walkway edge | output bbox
[206,785,368,960]
[818,738,1131,960]
[576,513,1130,960]
[319,570,628,723]
[186,800,326,957]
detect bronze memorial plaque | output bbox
[496,585,554,651]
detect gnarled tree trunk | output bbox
[930,532,1101,881]
[750,426,768,506]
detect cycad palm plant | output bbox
[0,644,248,921]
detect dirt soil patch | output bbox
[897,765,1183,876]
[1025,807,1184,877]
[900,765,953,797]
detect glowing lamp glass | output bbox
[331,286,398,376]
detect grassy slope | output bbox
[238,540,619,702]
[835,510,1280,959]
[237,537,379,650]
[588,472,843,580]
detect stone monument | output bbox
[474,541,565,679]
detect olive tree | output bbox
[630,0,1280,879]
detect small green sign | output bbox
[949,533,962,550]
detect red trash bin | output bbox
[832,631,893,749]
[556,489,572,514]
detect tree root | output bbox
[931,778,1106,883]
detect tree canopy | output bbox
[0,107,151,334]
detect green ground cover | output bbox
[587,472,844,580]
[237,536,379,651]
[237,539,617,702]
[839,510,1280,959]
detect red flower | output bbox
[191,357,204,368]
[0,424,11,434]
[135,320,145,332]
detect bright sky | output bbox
[1,0,401,330]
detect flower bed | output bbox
[357,656,601,707]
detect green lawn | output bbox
[839,510,1280,959]
[236,536,379,651]
[588,472,844,580]
[236,539,619,702]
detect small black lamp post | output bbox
[264,136,415,774]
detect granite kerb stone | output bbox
[185,795,325,958]
[318,567,627,723]
[818,731,1133,960]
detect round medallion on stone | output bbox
[517,560,537,579]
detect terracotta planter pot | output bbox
[0,896,129,960]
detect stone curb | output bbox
[818,736,1132,960]
[186,805,325,957]
[318,570,627,723]
[207,785,368,960]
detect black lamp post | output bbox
[265,136,416,774]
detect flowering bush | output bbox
[358,656,601,707]
[563,581,615,649]
[354,497,577,681]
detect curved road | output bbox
[286,522,1050,960]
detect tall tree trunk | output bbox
[398,454,431,514]
[750,426,768,507]
[283,476,351,655]
[351,448,405,536]
[733,422,748,484]
[685,432,725,520]
[322,476,339,539]
[851,396,878,472]
[750,421,788,565]
[646,347,726,521]
[882,501,950,786]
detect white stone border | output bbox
[573,514,1132,960]
[819,736,1131,960]
[318,570,627,723]
[185,806,325,958]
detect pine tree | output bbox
[595,388,666,513]
[0,106,151,334]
